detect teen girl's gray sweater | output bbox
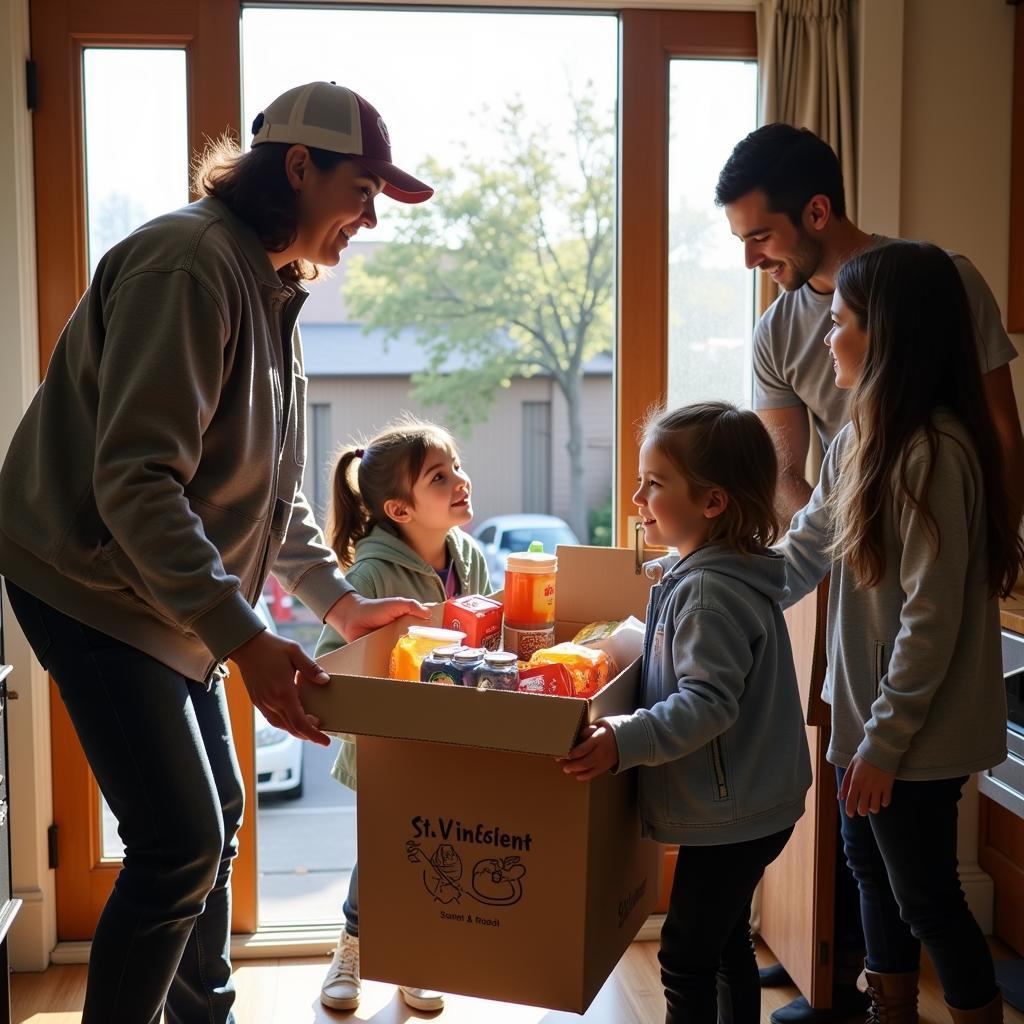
[777,413,1007,780]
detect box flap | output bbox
[587,658,643,721]
[299,674,588,757]
[554,544,658,624]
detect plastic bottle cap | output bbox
[528,540,544,552]
[505,550,558,574]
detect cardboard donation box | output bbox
[301,546,661,1013]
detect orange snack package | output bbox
[388,626,466,681]
[527,642,611,698]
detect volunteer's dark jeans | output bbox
[660,826,794,1024]
[836,767,998,1010]
[6,580,243,1024]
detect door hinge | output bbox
[25,60,37,112]
[47,823,58,870]
[818,940,830,966]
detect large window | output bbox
[243,5,620,926]
[666,59,758,409]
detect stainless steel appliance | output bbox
[979,630,1024,816]
[979,628,1024,1009]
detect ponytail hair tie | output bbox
[353,448,365,458]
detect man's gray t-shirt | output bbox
[753,236,1019,449]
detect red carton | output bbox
[517,662,574,697]
[443,594,503,650]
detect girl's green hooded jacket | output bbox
[314,523,492,788]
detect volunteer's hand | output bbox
[325,591,430,643]
[560,723,619,782]
[231,628,331,746]
[839,754,895,817]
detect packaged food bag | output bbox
[527,642,611,698]
[388,626,466,681]
[572,616,646,677]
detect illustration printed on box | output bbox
[406,816,531,925]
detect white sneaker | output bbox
[398,986,445,1012]
[321,931,361,1010]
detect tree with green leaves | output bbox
[343,95,614,543]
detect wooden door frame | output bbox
[616,8,757,543]
[31,0,252,938]
[32,0,241,368]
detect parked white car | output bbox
[253,598,304,800]
[472,514,581,587]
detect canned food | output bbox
[474,650,520,691]
[450,647,486,686]
[419,644,465,685]
[502,622,556,661]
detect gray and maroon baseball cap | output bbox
[250,81,433,204]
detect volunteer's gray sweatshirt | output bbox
[777,413,1007,779]
[604,543,811,846]
[0,197,353,684]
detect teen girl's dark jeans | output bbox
[659,825,794,1024]
[7,580,243,1024]
[835,766,998,1010]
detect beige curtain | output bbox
[757,0,856,221]
[756,2,855,474]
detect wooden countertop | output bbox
[1001,587,1024,634]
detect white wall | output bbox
[898,0,1023,416]
[858,0,1022,420]
[0,0,58,972]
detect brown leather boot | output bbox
[863,964,920,1024]
[945,993,1004,1024]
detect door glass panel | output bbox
[83,48,189,281]
[243,5,617,925]
[666,59,758,409]
[82,46,189,860]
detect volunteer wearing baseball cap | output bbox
[0,82,430,1024]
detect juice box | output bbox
[443,595,503,650]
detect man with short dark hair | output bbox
[715,123,1022,1024]
[717,123,1022,525]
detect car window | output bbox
[477,526,496,545]
[498,527,577,552]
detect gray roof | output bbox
[299,322,613,378]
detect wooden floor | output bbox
[10,940,1024,1023]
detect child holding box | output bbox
[315,416,492,1012]
[563,401,811,1024]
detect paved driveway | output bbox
[257,737,357,924]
